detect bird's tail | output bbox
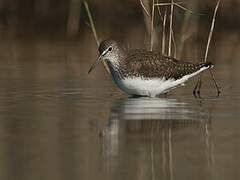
[199,62,214,69]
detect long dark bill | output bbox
[88,53,103,74]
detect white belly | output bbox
[115,77,177,97]
[110,67,208,97]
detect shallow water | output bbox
[0,38,239,180]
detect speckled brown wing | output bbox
[119,49,212,80]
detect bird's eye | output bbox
[108,47,113,51]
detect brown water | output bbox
[0,36,239,180]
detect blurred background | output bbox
[0,0,238,80]
[0,0,239,36]
[0,0,239,60]
[0,1,240,180]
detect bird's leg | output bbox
[197,78,202,98]
[193,80,198,97]
[193,76,202,98]
[209,69,221,97]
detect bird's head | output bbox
[88,39,124,74]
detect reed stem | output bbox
[84,1,99,46]
[204,0,220,62]
[162,9,167,55]
[150,0,155,51]
[168,0,174,56]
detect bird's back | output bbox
[117,49,212,80]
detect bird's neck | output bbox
[106,48,126,70]
[105,60,122,81]
[106,55,126,80]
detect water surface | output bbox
[0,38,239,180]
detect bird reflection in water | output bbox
[100,98,215,180]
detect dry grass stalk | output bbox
[150,0,155,51]
[148,1,193,55]
[148,0,204,58]
[204,0,220,62]
[168,0,174,56]
[154,2,197,15]
[156,0,163,18]
[153,1,203,59]
[139,0,152,49]
[84,1,110,73]
[140,0,150,17]
[156,3,176,57]
[84,1,99,46]
[162,9,167,54]
[154,2,186,6]
[171,29,177,58]
[156,1,165,54]
[154,2,173,6]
